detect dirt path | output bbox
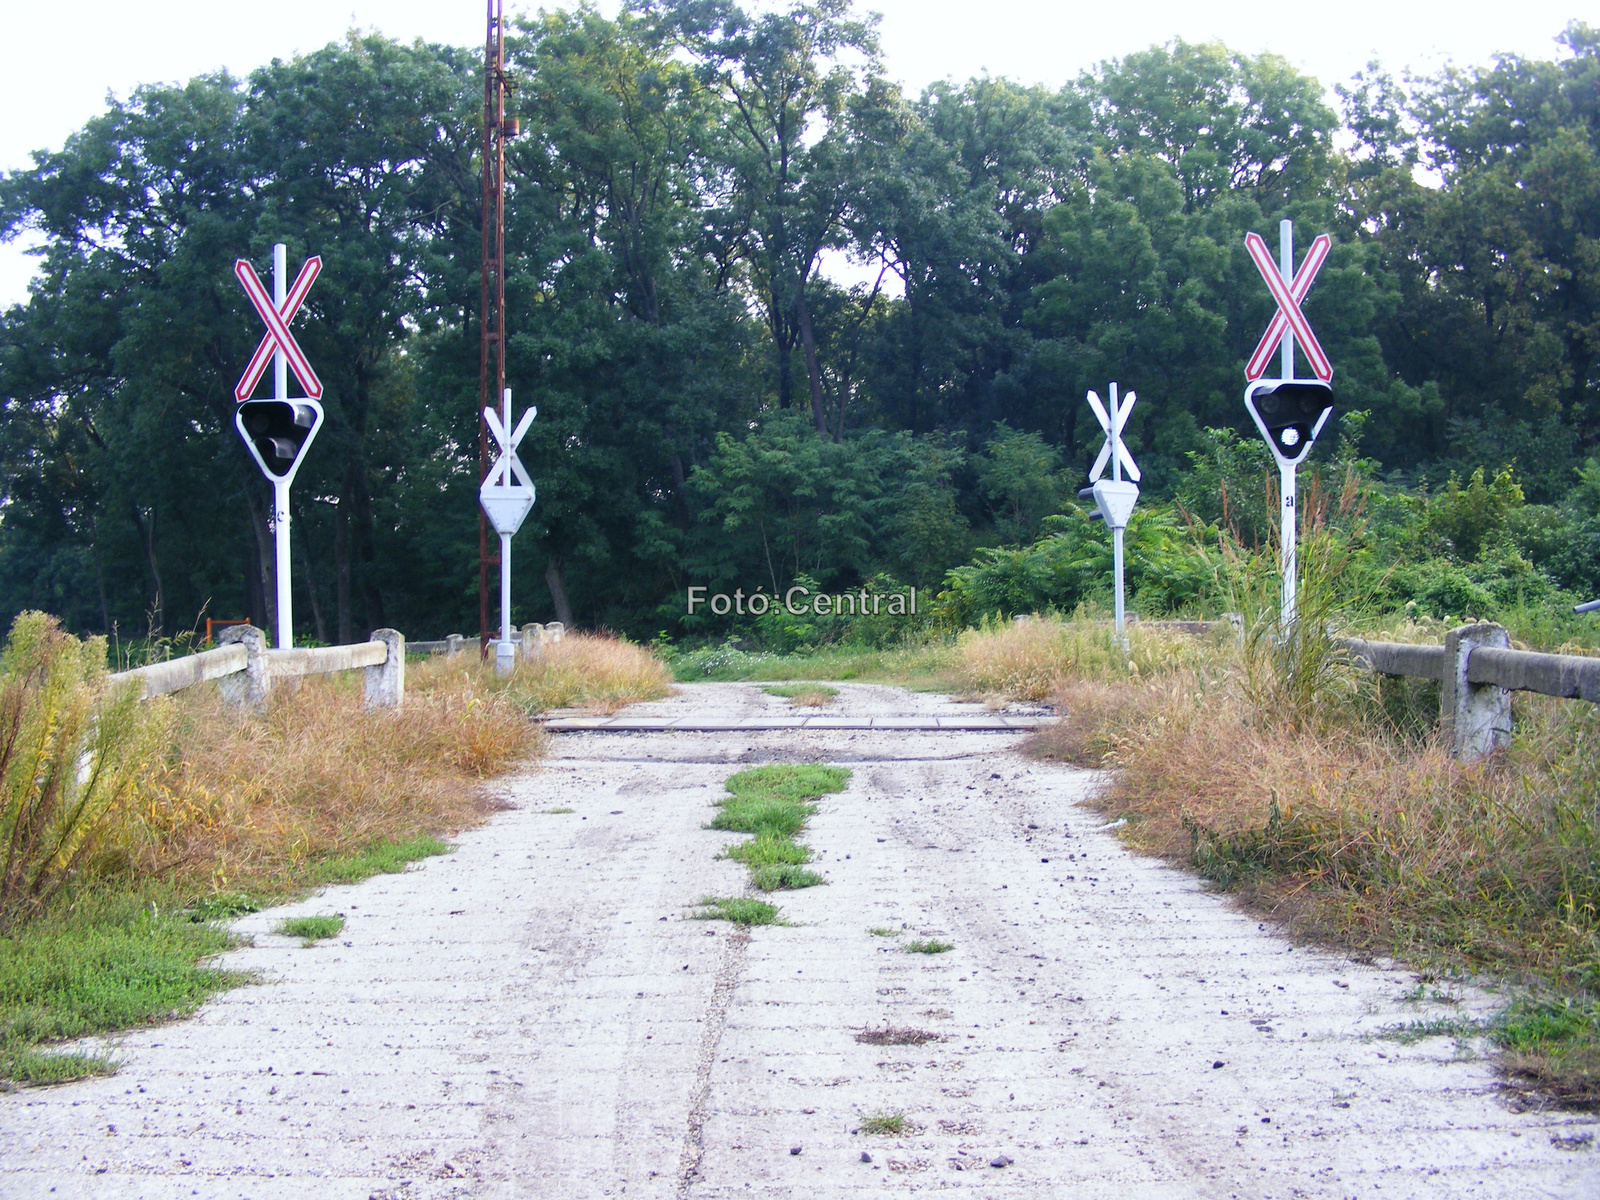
[3,682,1596,1197]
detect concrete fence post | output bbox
[365,629,405,709]
[521,623,543,661]
[446,634,464,656]
[546,622,565,644]
[218,625,269,712]
[1442,623,1512,762]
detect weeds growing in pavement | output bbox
[691,896,782,926]
[761,683,839,706]
[278,914,344,946]
[858,1112,909,1135]
[868,926,901,937]
[904,938,954,955]
[702,765,850,919]
[855,1027,940,1045]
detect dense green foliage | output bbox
[2,5,1597,641]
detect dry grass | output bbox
[1019,631,1600,1104]
[454,633,674,715]
[135,666,539,896]
[124,632,665,896]
[954,616,1225,701]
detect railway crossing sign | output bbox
[1086,383,1141,487]
[480,388,536,673]
[1242,220,1336,629]
[233,244,324,651]
[480,390,536,536]
[1083,382,1142,645]
[1243,230,1332,383]
[235,255,323,402]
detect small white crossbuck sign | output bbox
[480,393,537,535]
[1086,383,1140,483]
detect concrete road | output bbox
[3,683,1595,1198]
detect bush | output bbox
[0,613,168,928]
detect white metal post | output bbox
[1279,220,1295,382]
[497,532,515,675]
[272,243,293,650]
[1280,462,1297,629]
[1278,219,1297,630]
[1110,382,1126,647]
[273,479,293,651]
[1112,525,1127,644]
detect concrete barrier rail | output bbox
[1344,624,1597,761]
[106,627,405,710]
[410,622,565,659]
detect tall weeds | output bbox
[441,633,675,714]
[139,664,538,895]
[0,613,167,927]
[1006,597,1600,1102]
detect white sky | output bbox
[0,0,1583,308]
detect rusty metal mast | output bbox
[478,0,511,653]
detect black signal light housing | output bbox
[1244,378,1333,468]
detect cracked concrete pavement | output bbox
[3,681,1596,1197]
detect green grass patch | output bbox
[541,807,575,814]
[762,683,840,706]
[0,834,453,1088]
[278,915,345,946]
[1491,995,1600,1099]
[710,764,850,903]
[671,642,956,685]
[1375,1016,1489,1045]
[692,896,783,926]
[905,939,954,954]
[724,833,812,868]
[301,835,452,888]
[0,1044,117,1087]
[709,796,815,838]
[858,1111,909,1135]
[724,764,850,801]
[0,888,250,1086]
[750,864,827,891]
[868,926,901,937]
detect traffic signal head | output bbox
[236,399,323,481]
[1244,378,1332,467]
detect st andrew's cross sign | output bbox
[233,244,325,651]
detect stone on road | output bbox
[2,683,1594,1198]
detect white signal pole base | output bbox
[496,531,516,676]
[1280,462,1298,631]
[273,478,293,650]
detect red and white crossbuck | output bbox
[1243,230,1332,382]
[234,256,323,401]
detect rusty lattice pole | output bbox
[478,0,510,654]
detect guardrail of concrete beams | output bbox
[1343,624,1597,761]
[106,626,404,710]
[408,622,566,659]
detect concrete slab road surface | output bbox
[4,682,1596,1198]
